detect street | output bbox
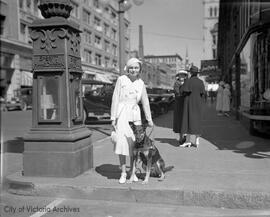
[1,103,270,216]
[2,192,270,217]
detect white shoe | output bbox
[179,142,192,148]
[134,174,139,182]
[119,172,127,184]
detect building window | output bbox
[112,44,117,56]
[111,28,117,40]
[214,7,218,17]
[104,23,109,37]
[95,53,102,66]
[94,16,102,31]
[111,11,116,20]
[105,7,109,15]
[20,23,27,42]
[213,49,216,59]
[105,57,110,68]
[213,34,216,45]
[71,1,79,19]
[104,40,110,52]
[94,35,101,49]
[27,26,32,44]
[0,15,5,36]
[112,59,117,68]
[83,49,92,64]
[26,0,31,11]
[210,7,213,17]
[125,37,129,49]
[19,0,24,9]
[83,9,91,24]
[93,0,100,9]
[84,30,91,44]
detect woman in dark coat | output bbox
[173,72,188,144]
[180,66,206,147]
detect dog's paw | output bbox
[158,176,165,181]
[126,179,133,184]
[142,180,149,185]
[133,175,139,182]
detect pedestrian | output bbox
[110,57,154,184]
[180,66,206,148]
[222,83,231,116]
[216,81,224,116]
[173,71,188,145]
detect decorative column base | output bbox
[23,127,92,177]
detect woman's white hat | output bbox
[124,58,142,71]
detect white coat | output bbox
[110,75,152,156]
[222,87,231,112]
[216,86,224,111]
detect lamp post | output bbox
[117,0,144,74]
[101,0,143,74]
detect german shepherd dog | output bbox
[128,122,173,184]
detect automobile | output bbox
[3,88,32,111]
[82,79,114,124]
[147,88,175,114]
[82,79,164,123]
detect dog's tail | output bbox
[164,166,174,173]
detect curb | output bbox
[5,175,270,210]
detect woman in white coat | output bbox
[216,81,224,116]
[111,57,154,184]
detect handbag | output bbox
[110,104,125,145]
[111,130,118,145]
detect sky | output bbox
[129,0,204,67]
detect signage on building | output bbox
[200,59,221,82]
[200,59,218,75]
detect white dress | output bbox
[216,86,224,111]
[111,75,152,156]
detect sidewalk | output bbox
[4,102,270,209]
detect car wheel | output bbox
[2,106,7,112]
[20,102,27,111]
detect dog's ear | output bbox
[129,122,135,131]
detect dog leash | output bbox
[146,124,154,139]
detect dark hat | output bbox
[188,65,199,73]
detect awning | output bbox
[21,71,33,86]
[84,70,96,75]
[94,74,112,84]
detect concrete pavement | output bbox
[3,102,270,210]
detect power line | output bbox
[130,29,203,41]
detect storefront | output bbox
[218,0,270,136]
[228,29,270,135]
[240,29,270,135]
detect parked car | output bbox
[82,79,113,124]
[147,88,175,114]
[3,88,32,111]
[82,79,166,123]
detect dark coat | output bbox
[173,80,185,133]
[181,76,205,135]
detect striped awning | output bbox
[95,74,112,84]
[21,71,33,86]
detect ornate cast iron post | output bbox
[23,0,93,177]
